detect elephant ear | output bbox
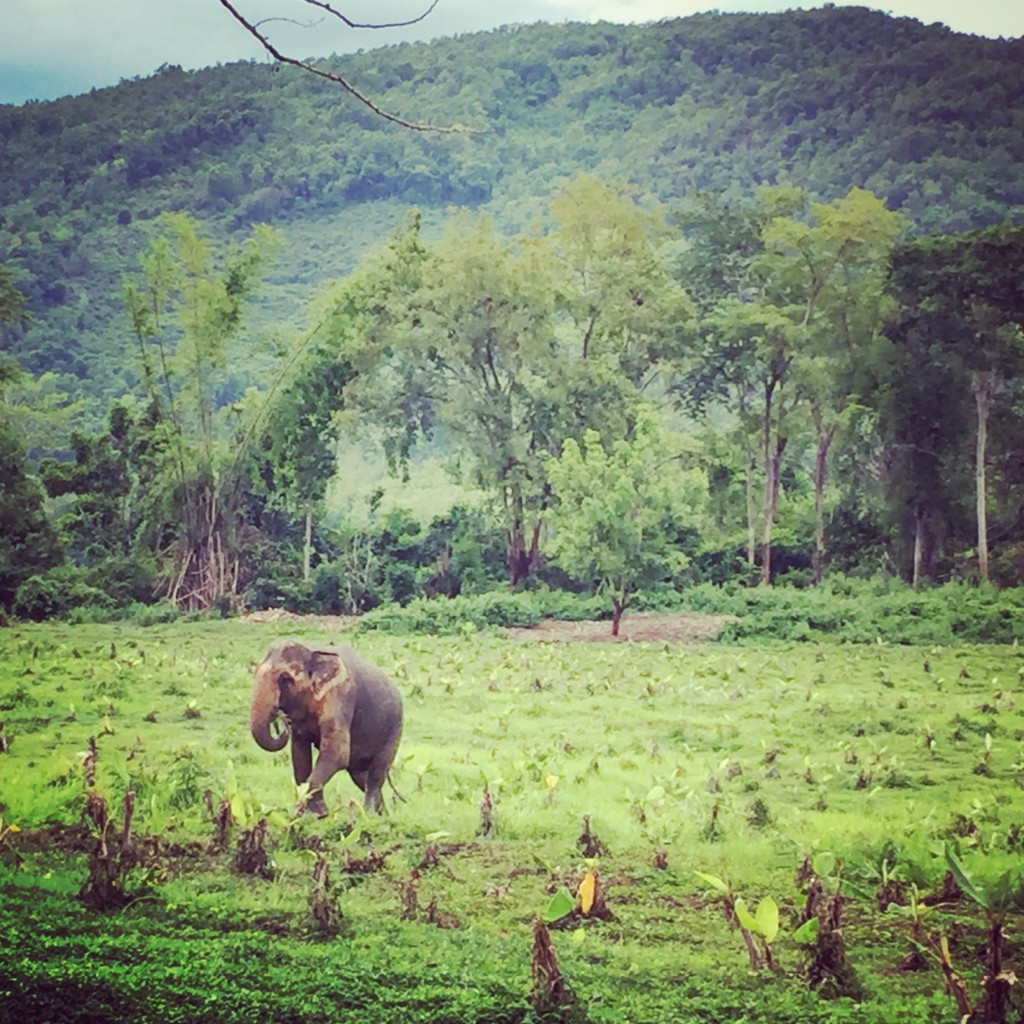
[308,650,348,699]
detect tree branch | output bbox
[216,0,468,133]
[299,0,441,30]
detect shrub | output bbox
[128,600,182,626]
[12,565,110,621]
[83,553,159,607]
[681,577,1024,644]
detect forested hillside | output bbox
[2,6,1024,406]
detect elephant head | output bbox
[249,640,348,752]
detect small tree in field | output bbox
[545,414,706,635]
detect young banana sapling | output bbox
[694,871,779,970]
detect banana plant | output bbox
[883,882,945,970]
[734,893,781,970]
[943,843,1024,1024]
[695,871,779,970]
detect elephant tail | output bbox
[386,772,407,805]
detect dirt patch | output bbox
[241,609,358,634]
[505,611,736,645]
[243,608,733,644]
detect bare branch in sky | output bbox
[298,0,442,31]
[216,0,467,133]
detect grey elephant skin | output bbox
[249,639,403,815]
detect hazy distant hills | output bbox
[2,6,1023,408]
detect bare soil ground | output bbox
[505,611,736,644]
[242,609,359,633]
[242,609,735,644]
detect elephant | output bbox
[250,639,403,816]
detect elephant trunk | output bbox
[250,661,288,752]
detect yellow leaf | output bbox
[545,774,559,789]
[579,871,597,915]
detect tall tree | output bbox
[884,226,1024,583]
[38,400,168,606]
[757,188,905,583]
[359,209,556,586]
[677,186,902,584]
[250,342,354,581]
[674,187,803,579]
[546,412,707,636]
[875,312,968,585]
[123,214,278,610]
[712,298,802,585]
[548,175,694,393]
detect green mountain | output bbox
[2,6,1023,409]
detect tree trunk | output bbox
[760,382,774,586]
[812,426,836,586]
[973,370,994,583]
[761,436,785,586]
[611,599,624,637]
[507,523,532,588]
[912,511,924,590]
[507,514,543,588]
[745,443,757,573]
[166,482,237,612]
[303,507,313,583]
[981,920,1010,1023]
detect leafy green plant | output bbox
[695,871,779,970]
[734,893,781,969]
[164,749,212,809]
[882,883,944,971]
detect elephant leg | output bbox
[361,733,400,813]
[302,734,349,816]
[291,739,328,815]
[363,772,385,813]
[291,738,313,785]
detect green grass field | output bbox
[1,618,1023,1023]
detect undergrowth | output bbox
[352,578,1024,644]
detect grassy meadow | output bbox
[1,616,1023,1023]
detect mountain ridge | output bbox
[2,6,1023,408]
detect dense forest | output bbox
[2,7,1024,622]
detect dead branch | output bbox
[298,0,440,30]
[216,0,470,133]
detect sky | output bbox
[1,0,1022,106]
